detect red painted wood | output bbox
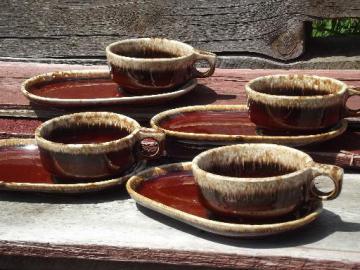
[1,62,359,107]
[0,62,359,169]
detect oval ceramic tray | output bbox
[150,105,347,159]
[0,138,145,193]
[127,162,323,238]
[21,70,197,107]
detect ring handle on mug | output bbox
[136,127,166,159]
[193,49,217,78]
[345,86,360,117]
[310,163,343,200]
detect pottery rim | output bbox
[35,111,141,155]
[245,74,348,108]
[192,143,314,183]
[106,38,197,70]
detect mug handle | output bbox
[136,127,166,159]
[310,162,343,200]
[345,86,360,117]
[193,49,217,78]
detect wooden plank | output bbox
[0,242,358,270]
[3,33,360,69]
[0,173,359,269]
[0,0,359,61]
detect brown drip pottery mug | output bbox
[192,143,343,218]
[106,38,216,95]
[245,74,360,131]
[35,112,165,180]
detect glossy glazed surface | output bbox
[110,65,194,95]
[159,110,335,159]
[30,79,128,99]
[207,161,295,178]
[247,85,345,131]
[46,124,129,144]
[159,110,326,136]
[0,144,140,184]
[39,147,134,180]
[248,100,344,131]
[137,170,317,224]
[160,110,255,135]
[0,145,53,183]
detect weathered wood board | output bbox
[0,0,359,67]
[0,173,359,269]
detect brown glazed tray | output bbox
[127,162,322,238]
[151,105,347,159]
[0,138,146,193]
[21,70,197,107]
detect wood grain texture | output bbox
[0,173,359,269]
[3,34,360,69]
[0,241,359,270]
[0,0,359,62]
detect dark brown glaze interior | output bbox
[109,40,190,59]
[46,124,129,144]
[136,170,316,224]
[250,77,342,96]
[115,50,180,59]
[196,147,301,179]
[255,87,331,96]
[206,161,296,178]
[29,79,133,99]
[38,115,136,145]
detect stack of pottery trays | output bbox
[0,112,165,193]
[21,38,216,107]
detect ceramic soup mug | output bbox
[245,74,360,131]
[192,143,343,218]
[106,38,216,95]
[35,112,165,180]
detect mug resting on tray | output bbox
[35,112,165,180]
[192,143,343,218]
[106,38,216,95]
[245,74,360,131]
